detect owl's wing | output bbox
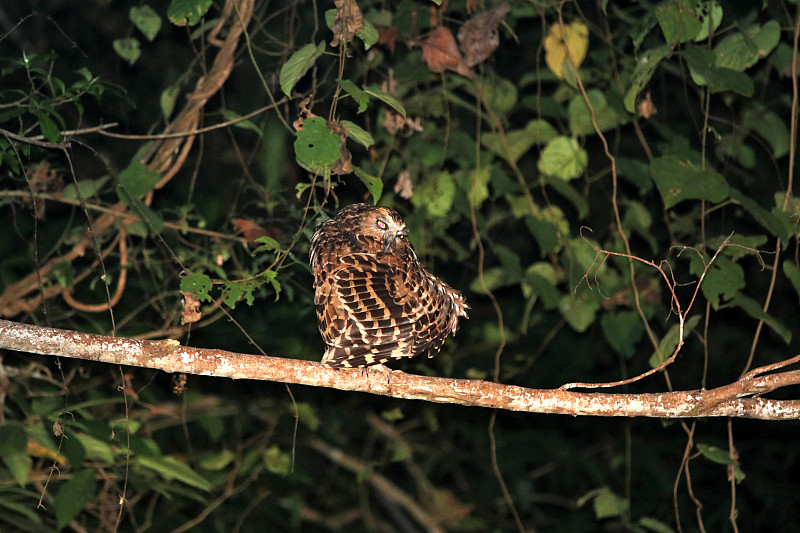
[318,252,425,368]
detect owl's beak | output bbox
[382,230,406,253]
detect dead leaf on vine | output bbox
[331,0,364,48]
[457,2,510,67]
[421,26,474,78]
[378,26,399,55]
[638,91,657,119]
[181,291,202,324]
[232,218,271,243]
[394,170,413,199]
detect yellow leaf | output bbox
[544,21,589,79]
[27,438,67,464]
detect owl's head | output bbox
[341,203,409,253]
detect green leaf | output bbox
[220,109,263,137]
[784,261,800,303]
[119,193,165,235]
[729,188,791,243]
[731,293,791,344]
[742,105,790,159]
[693,1,723,42]
[63,176,109,201]
[538,136,588,181]
[481,119,556,164]
[364,87,406,118]
[0,423,29,455]
[262,445,291,476]
[36,112,60,142]
[524,263,560,309]
[113,38,141,65]
[639,516,677,533]
[650,315,701,367]
[136,455,213,491]
[693,255,745,309]
[650,155,729,209]
[295,402,320,431]
[593,487,628,519]
[714,21,780,71]
[73,433,114,465]
[544,175,589,219]
[280,42,325,97]
[3,452,32,487]
[624,45,671,113]
[656,0,701,43]
[222,279,262,308]
[181,272,213,302]
[118,161,161,197]
[340,120,374,148]
[54,469,96,530]
[254,236,281,254]
[160,84,180,119]
[358,19,379,50]
[411,171,454,217]
[683,45,753,96]
[336,79,368,113]
[568,89,624,135]
[696,443,746,481]
[601,311,645,358]
[199,450,235,471]
[167,0,213,26]
[353,167,383,204]
[264,270,282,301]
[130,5,162,41]
[559,292,600,333]
[294,116,343,172]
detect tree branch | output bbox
[1,319,798,420]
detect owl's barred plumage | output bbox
[310,203,468,368]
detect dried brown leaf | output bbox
[331,0,364,48]
[457,2,510,67]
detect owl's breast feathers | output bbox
[310,209,468,368]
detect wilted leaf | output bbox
[544,21,588,79]
[457,3,510,67]
[421,26,473,78]
[330,0,363,48]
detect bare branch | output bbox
[1,320,798,420]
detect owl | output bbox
[310,203,468,368]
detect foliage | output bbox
[0,0,799,531]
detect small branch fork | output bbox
[1,320,798,420]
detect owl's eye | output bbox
[377,220,388,230]
[398,234,405,239]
